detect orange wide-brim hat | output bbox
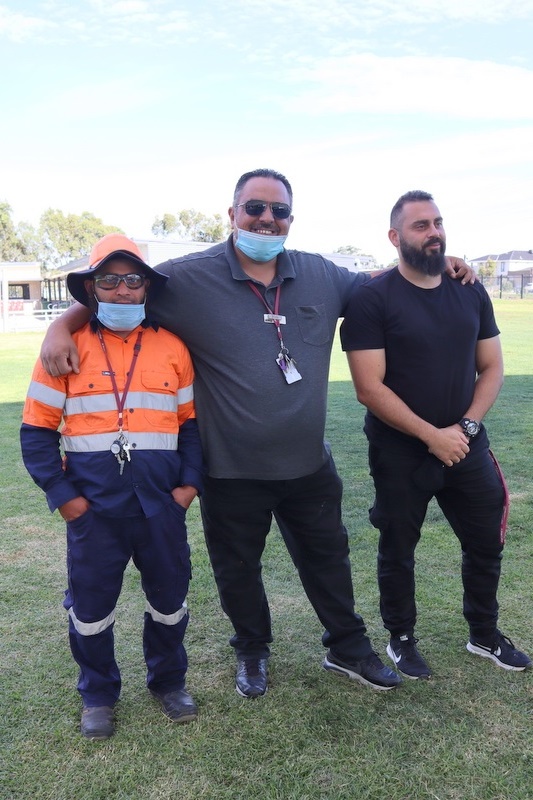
[67,233,168,306]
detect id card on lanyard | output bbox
[247,282,302,384]
[97,329,143,473]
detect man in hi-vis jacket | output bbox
[21,234,204,740]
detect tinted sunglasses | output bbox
[236,200,292,220]
[94,273,146,290]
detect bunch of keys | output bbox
[276,347,302,384]
[110,431,131,475]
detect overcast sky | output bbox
[1,0,532,265]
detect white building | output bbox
[469,250,533,277]
[0,261,44,331]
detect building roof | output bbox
[470,250,533,263]
[0,261,41,280]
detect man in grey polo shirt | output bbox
[40,168,472,699]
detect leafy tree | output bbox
[152,209,230,242]
[152,213,179,238]
[477,258,497,278]
[16,221,41,260]
[0,201,39,261]
[39,210,123,270]
[335,244,362,256]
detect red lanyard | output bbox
[247,282,285,349]
[97,330,143,430]
[246,280,302,384]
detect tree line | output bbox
[1,201,377,275]
[0,203,233,275]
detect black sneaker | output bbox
[386,635,432,680]
[466,631,532,671]
[323,651,401,690]
[235,658,268,698]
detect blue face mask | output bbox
[235,228,287,262]
[96,300,146,331]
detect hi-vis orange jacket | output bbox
[20,322,204,519]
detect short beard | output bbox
[399,237,446,276]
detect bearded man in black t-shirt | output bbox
[340,190,531,680]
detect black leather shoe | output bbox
[150,688,198,723]
[323,650,402,690]
[235,658,268,698]
[80,705,115,740]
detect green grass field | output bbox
[1,299,532,800]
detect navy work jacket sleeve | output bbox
[177,418,205,494]
[20,423,83,513]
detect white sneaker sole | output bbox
[466,641,530,671]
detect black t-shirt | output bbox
[340,268,499,440]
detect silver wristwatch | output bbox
[460,418,480,438]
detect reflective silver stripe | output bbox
[27,380,66,409]
[65,393,117,415]
[62,431,179,452]
[177,384,194,404]
[65,390,178,416]
[118,390,178,412]
[68,607,115,636]
[146,600,188,626]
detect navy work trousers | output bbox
[200,455,372,662]
[64,501,191,707]
[368,431,505,641]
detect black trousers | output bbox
[200,455,372,661]
[368,431,505,641]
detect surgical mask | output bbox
[95,300,146,331]
[235,228,287,262]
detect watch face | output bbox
[463,420,479,436]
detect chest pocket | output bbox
[138,371,180,430]
[295,304,330,346]
[64,371,118,431]
[67,371,114,397]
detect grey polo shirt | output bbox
[154,237,366,480]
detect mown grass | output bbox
[1,299,532,800]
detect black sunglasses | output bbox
[94,273,146,290]
[236,201,292,220]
